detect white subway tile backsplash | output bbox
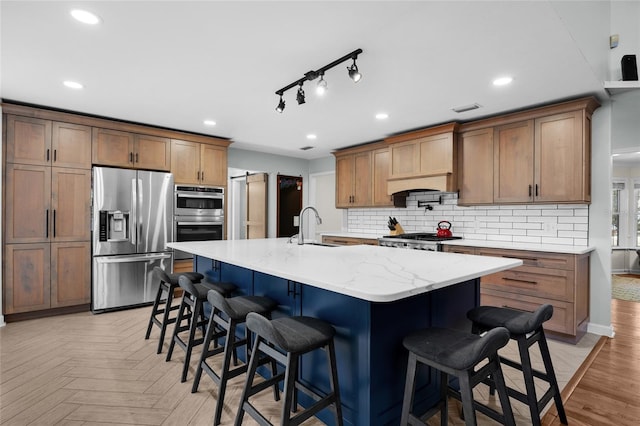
[346,191,589,247]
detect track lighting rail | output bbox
[274,48,363,112]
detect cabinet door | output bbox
[389,141,420,178]
[6,115,52,166]
[200,143,227,186]
[51,242,91,307]
[458,128,494,205]
[51,168,91,242]
[353,151,372,206]
[535,111,587,203]
[372,148,393,206]
[493,120,534,203]
[419,132,454,175]
[52,122,91,169]
[171,139,201,184]
[5,164,51,243]
[4,243,51,314]
[134,134,171,171]
[335,155,354,208]
[92,128,134,167]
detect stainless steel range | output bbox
[378,233,462,251]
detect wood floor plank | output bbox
[65,405,170,425]
[65,389,160,408]
[63,377,155,394]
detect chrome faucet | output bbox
[298,206,322,245]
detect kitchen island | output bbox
[168,239,521,426]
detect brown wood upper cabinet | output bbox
[92,128,171,171]
[171,139,227,186]
[6,115,91,169]
[458,97,599,205]
[334,142,392,208]
[385,123,458,194]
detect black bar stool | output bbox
[467,304,567,425]
[192,290,280,425]
[145,267,204,354]
[166,275,237,382]
[235,313,343,426]
[401,326,515,426]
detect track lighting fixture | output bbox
[316,74,327,96]
[275,95,285,113]
[273,48,363,112]
[348,58,362,83]
[296,83,306,105]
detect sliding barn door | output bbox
[246,173,268,239]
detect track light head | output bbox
[348,58,362,82]
[316,74,327,96]
[296,84,306,105]
[275,95,285,113]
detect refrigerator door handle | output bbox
[95,253,173,264]
[131,178,137,246]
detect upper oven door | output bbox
[174,186,224,216]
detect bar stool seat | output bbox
[166,275,237,382]
[235,313,343,426]
[145,267,204,354]
[192,290,279,425]
[467,304,567,426]
[401,326,515,426]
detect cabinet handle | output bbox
[535,184,539,197]
[528,185,532,197]
[54,149,57,162]
[201,171,204,181]
[130,152,134,163]
[503,277,537,285]
[501,255,539,262]
[501,305,533,313]
[135,153,139,163]
[197,171,200,181]
[45,209,49,238]
[287,280,300,298]
[46,149,50,162]
[53,210,56,238]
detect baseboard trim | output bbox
[587,322,615,337]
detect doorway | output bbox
[277,175,302,238]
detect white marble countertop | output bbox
[441,239,595,255]
[321,232,594,254]
[168,239,521,303]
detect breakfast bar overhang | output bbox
[168,239,521,426]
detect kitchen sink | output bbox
[303,242,339,247]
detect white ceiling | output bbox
[1,1,609,160]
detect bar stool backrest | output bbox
[153,266,172,285]
[178,274,198,296]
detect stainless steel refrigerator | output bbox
[92,167,174,312]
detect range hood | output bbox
[387,174,454,195]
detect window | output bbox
[612,182,624,246]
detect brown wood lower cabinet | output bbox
[173,259,196,273]
[321,235,379,246]
[443,245,590,343]
[4,242,90,315]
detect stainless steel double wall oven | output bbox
[174,185,224,260]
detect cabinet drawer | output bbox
[477,248,574,270]
[322,236,378,246]
[482,266,573,301]
[443,245,477,255]
[480,288,574,335]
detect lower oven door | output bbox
[174,217,224,260]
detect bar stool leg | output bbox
[327,340,343,425]
[491,356,516,426]
[156,283,175,354]
[458,373,477,426]
[439,371,448,426]
[518,337,541,426]
[281,353,299,425]
[166,297,188,362]
[539,333,568,424]
[145,281,165,341]
[181,299,202,383]
[213,320,238,425]
[400,352,418,426]
[234,336,263,426]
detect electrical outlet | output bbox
[610,34,619,49]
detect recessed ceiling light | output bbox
[493,76,513,86]
[70,9,101,25]
[203,120,216,126]
[306,134,317,140]
[375,113,389,120]
[63,80,84,89]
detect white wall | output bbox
[0,104,4,327]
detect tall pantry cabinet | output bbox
[4,115,92,314]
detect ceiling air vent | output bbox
[299,146,314,151]
[451,103,481,113]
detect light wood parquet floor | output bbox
[0,301,605,426]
